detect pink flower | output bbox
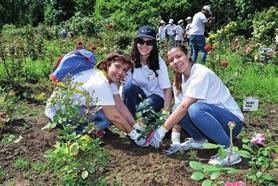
[228,121,236,128]
[250,133,265,145]
[225,181,245,186]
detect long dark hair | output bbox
[130,38,159,76]
[168,45,192,95]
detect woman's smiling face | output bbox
[167,47,191,74]
[107,61,130,82]
[136,37,154,56]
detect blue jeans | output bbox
[123,81,164,118]
[179,102,243,148]
[76,107,111,133]
[190,35,207,63]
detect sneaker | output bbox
[208,151,242,166]
[180,138,208,151]
[163,143,181,155]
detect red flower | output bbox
[106,23,113,30]
[96,130,105,138]
[220,60,229,67]
[88,44,97,51]
[205,44,214,52]
[0,112,7,118]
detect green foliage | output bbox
[252,6,278,44]
[44,135,108,185]
[62,13,95,36]
[239,131,278,185]
[13,159,30,171]
[189,161,239,185]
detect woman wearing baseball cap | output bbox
[122,25,172,124]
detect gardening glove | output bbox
[150,126,168,149]
[133,123,145,133]
[128,129,147,147]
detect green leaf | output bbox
[81,170,89,179]
[203,143,221,149]
[69,143,79,154]
[13,135,23,143]
[191,171,205,181]
[189,161,203,170]
[202,164,221,172]
[256,171,263,177]
[41,122,57,130]
[202,179,213,186]
[218,148,226,158]
[238,150,251,158]
[262,174,275,181]
[210,171,221,180]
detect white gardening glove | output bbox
[150,126,168,149]
[128,129,147,147]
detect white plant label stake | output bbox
[243,97,259,111]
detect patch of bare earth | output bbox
[0,103,277,185]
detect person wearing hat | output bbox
[45,51,147,146]
[165,18,176,47]
[188,5,214,63]
[122,25,172,123]
[185,16,192,47]
[157,20,167,44]
[172,19,185,47]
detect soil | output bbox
[0,102,277,186]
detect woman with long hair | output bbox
[149,45,244,166]
[123,25,172,120]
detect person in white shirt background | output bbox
[165,18,176,47]
[157,20,166,44]
[123,25,172,122]
[45,52,147,146]
[172,19,184,47]
[149,45,244,166]
[189,5,214,63]
[185,16,192,47]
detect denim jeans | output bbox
[76,107,111,133]
[179,102,243,148]
[123,81,164,118]
[190,35,207,63]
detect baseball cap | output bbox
[169,18,174,24]
[136,25,156,39]
[186,16,192,20]
[202,5,212,14]
[178,20,184,24]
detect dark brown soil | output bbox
[0,103,277,186]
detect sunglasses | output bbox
[136,39,155,46]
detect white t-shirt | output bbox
[125,57,171,98]
[45,69,118,121]
[158,25,166,41]
[189,12,207,36]
[174,64,244,121]
[185,23,191,38]
[172,25,184,41]
[165,23,176,37]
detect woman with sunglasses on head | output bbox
[149,45,244,166]
[123,25,172,122]
[45,52,146,146]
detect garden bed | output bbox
[0,102,277,185]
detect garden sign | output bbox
[243,97,259,111]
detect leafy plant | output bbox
[13,159,30,171]
[238,131,278,185]
[189,161,239,186]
